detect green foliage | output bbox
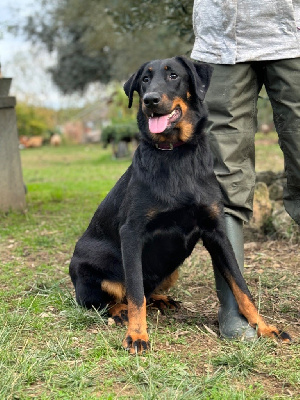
[24,0,116,93]
[102,122,138,144]
[102,84,139,144]
[257,87,274,128]
[23,0,192,93]
[109,0,193,43]
[16,102,56,137]
[108,85,138,123]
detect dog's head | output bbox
[124,56,213,144]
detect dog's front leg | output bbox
[202,228,291,342]
[120,224,150,354]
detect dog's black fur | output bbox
[69,56,290,353]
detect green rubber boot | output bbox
[215,214,256,340]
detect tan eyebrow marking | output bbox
[164,66,169,70]
[148,67,153,72]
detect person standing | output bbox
[191,0,300,339]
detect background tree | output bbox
[24,0,193,94]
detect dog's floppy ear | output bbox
[123,62,148,108]
[175,56,214,101]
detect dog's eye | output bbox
[170,73,178,80]
[142,76,150,83]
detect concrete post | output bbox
[0,80,26,212]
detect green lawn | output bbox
[0,141,299,399]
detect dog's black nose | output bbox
[143,92,161,107]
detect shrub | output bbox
[16,103,56,137]
[102,122,139,145]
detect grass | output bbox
[0,139,299,399]
[255,131,284,172]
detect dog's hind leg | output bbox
[155,269,180,292]
[73,278,111,310]
[108,303,128,325]
[102,280,128,325]
[148,269,181,312]
[147,294,180,313]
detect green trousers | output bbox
[205,58,300,225]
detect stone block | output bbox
[0,92,26,212]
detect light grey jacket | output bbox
[191,0,300,64]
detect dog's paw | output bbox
[148,294,180,314]
[123,331,150,355]
[113,310,128,326]
[271,329,292,343]
[108,304,128,326]
[258,325,292,343]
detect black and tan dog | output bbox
[69,56,290,354]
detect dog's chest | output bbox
[142,206,201,271]
[146,206,199,238]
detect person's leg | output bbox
[205,63,262,338]
[264,58,300,226]
[214,214,254,338]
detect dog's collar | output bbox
[155,141,185,151]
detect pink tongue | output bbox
[149,115,168,134]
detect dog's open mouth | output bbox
[148,107,182,134]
